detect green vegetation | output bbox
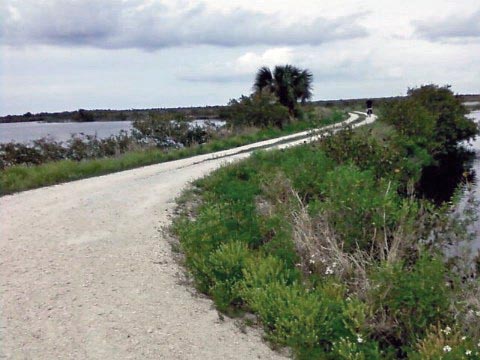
[0,109,345,195]
[173,85,479,358]
[382,85,478,157]
[254,65,313,115]
[225,92,290,129]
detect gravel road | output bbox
[0,113,371,359]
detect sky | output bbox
[0,0,479,116]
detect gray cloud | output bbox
[414,8,480,41]
[1,0,368,50]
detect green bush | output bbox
[318,126,433,188]
[241,255,299,290]
[318,164,402,251]
[382,85,478,157]
[368,254,453,352]
[226,92,290,129]
[209,241,253,310]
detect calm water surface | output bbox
[0,121,133,143]
[460,111,480,251]
[0,119,225,144]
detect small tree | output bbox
[253,65,313,115]
[382,85,478,157]
[408,85,478,154]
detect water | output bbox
[0,119,225,144]
[0,121,133,143]
[410,110,480,253]
[458,110,480,252]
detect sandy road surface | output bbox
[0,113,372,359]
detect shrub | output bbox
[225,91,290,129]
[241,255,299,291]
[410,325,480,360]
[208,241,253,310]
[381,98,436,151]
[368,254,453,352]
[318,164,402,252]
[382,85,478,157]
[242,278,378,359]
[317,126,433,188]
[132,113,212,147]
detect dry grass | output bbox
[289,188,372,293]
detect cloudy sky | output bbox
[1,0,479,116]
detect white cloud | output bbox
[234,48,294,73]
[414,8,480,42]
[1,0,368,50]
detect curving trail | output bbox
[0,113,374,359]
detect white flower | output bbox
[442,326,452,335]
[462,336,467,341]
[357,335,363,343]
[466,350,472,355]
[443,345,452,353]
[325,266,334,275]
[476,310,480,317]
[309,259,315,265]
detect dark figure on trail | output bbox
[366,99,373,116]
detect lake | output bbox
[0,121,133,143]
[0,119,225,144]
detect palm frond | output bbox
[253,67,274,93]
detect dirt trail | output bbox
[0,113,371,359]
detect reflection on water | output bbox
[459,111,480,251]
[417,111,480,250]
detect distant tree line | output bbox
[0,106,226,124]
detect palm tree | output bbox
[253,65,313,115]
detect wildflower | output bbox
[476,311,480,317]
[325,266,334,275]
[462,336,467,341]
[443,345,452,353]
[466,350,472,355]
[442,326,452,335]
[357,335,363,344]
[309,259,315,265]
